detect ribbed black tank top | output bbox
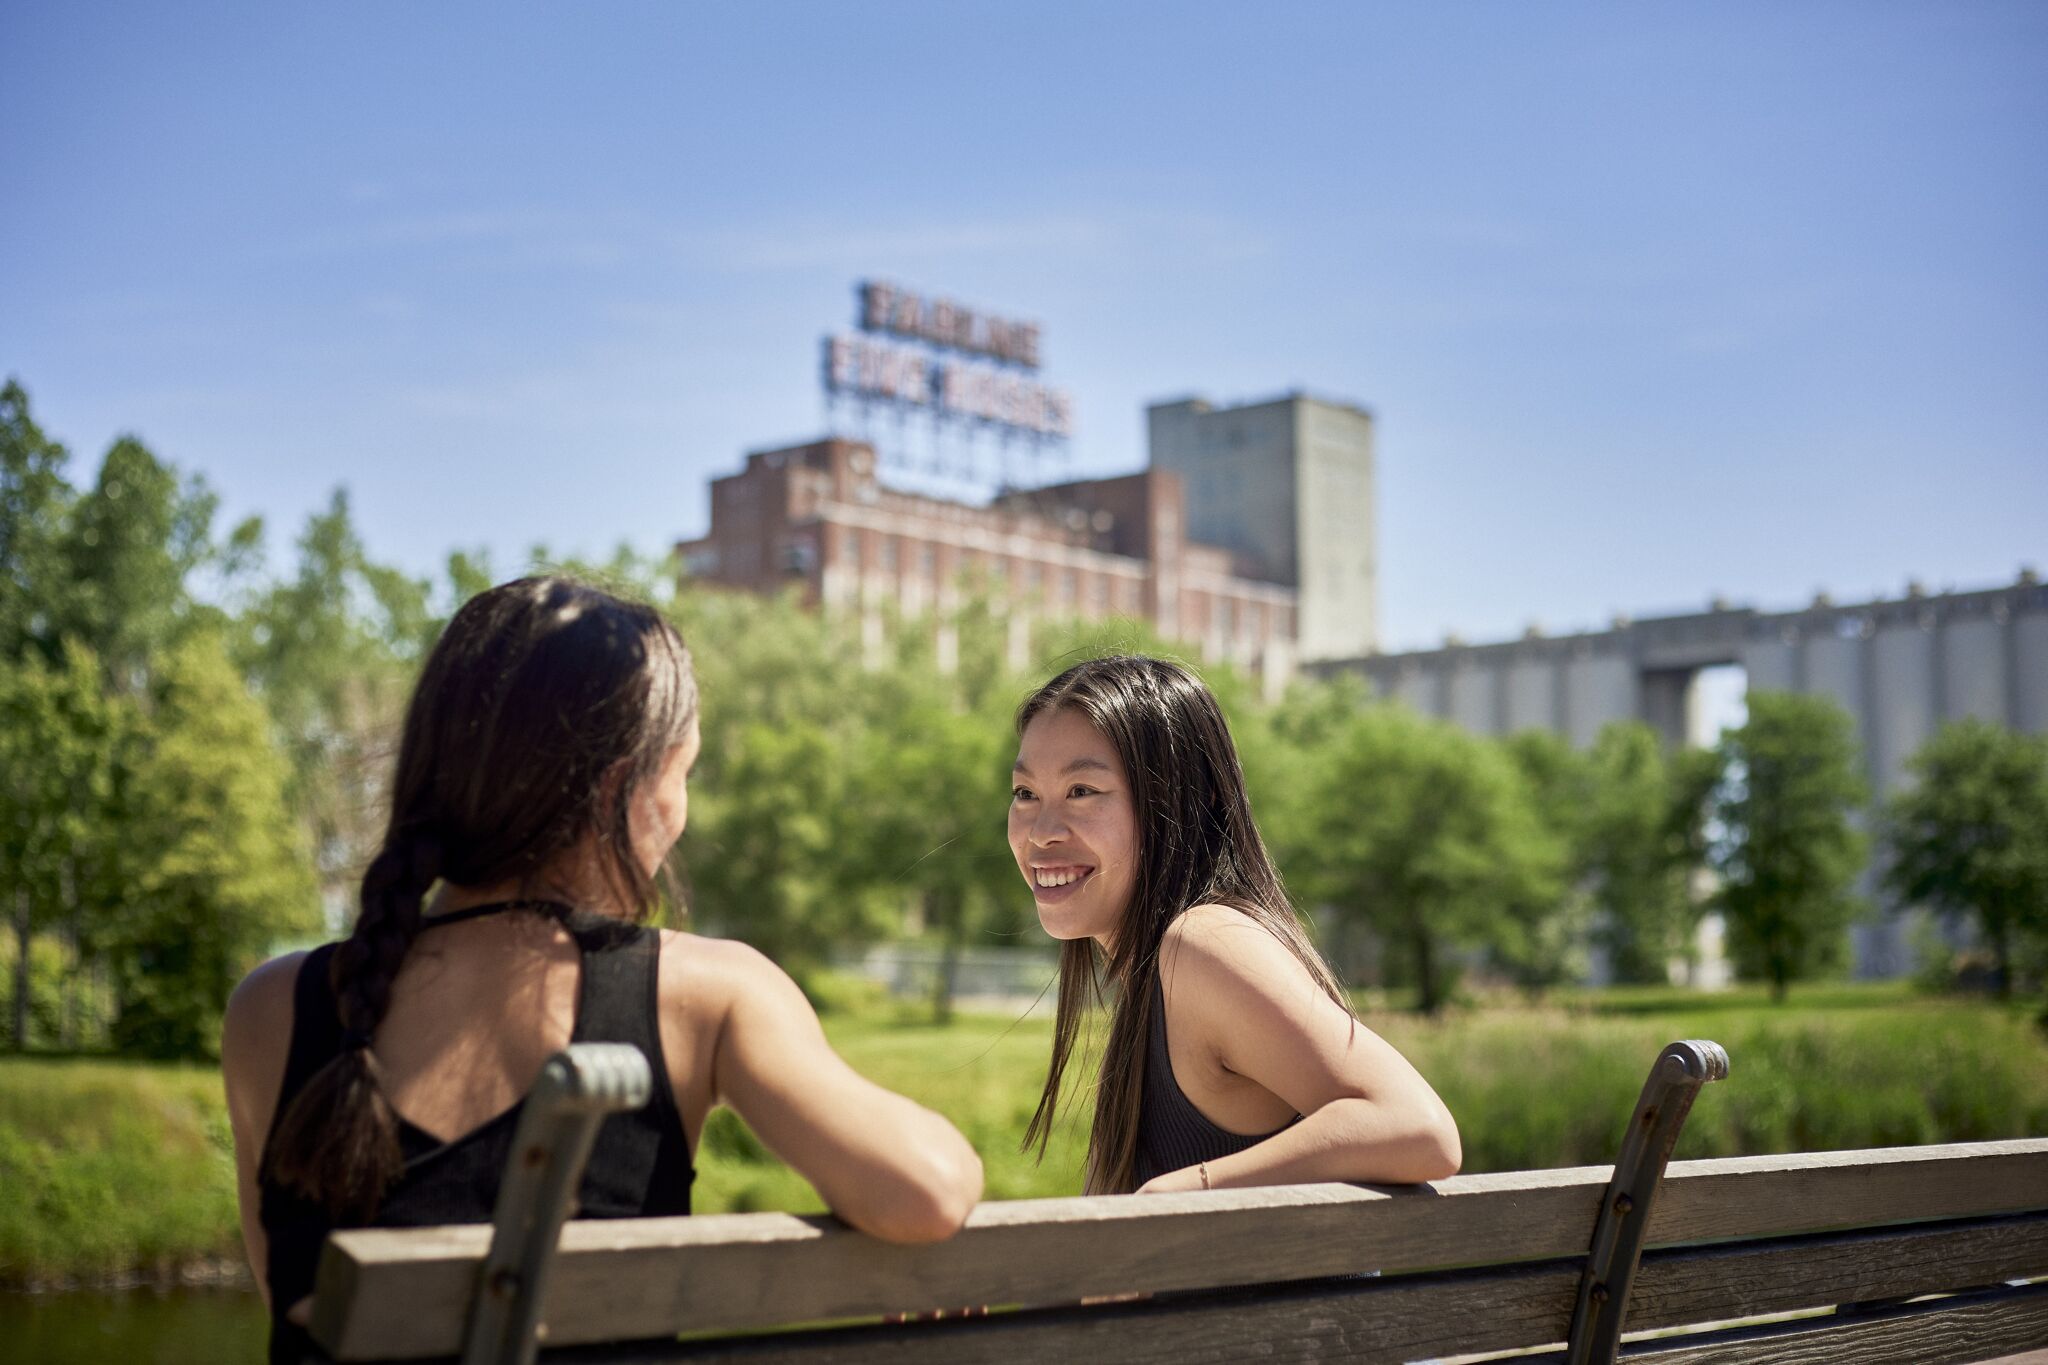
[1132,971,1297,1187]
[257,903,694,1364]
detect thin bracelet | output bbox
[1199,1159,1210,1190]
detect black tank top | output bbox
[257,903,694,1364]
[1132,971,1297,1187]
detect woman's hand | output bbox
[1134,1164,1207,1195]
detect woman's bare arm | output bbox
[1138,905,1460,1192]
[220,951,306,1307]
[688,938,983,1240]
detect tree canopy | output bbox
[1886,719,2048,998]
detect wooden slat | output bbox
[1619,1283,2048,1365]
[1627,1213,2048,1333]
[1656,1139,2048,1248]
[579,1264,1587,1365]
[576,1216,2048,1364]
[314,1139,2048,1360]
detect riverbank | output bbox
[6,983,2045,1286]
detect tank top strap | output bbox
[563,911,660,1045]
[558,912,691,1216]
[417,898,578,931]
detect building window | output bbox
[1062,569,1078,603]
[1028,563,1045,591]
[920,543,937,577]
[880,535,899,571]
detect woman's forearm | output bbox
[1149,1095,1461,1192]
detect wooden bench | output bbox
[302,1040,2048,1365]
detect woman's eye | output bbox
[1068,785,1098,799]
[1012,787,1036,801]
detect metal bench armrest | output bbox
[1566,1038,1730,1365]
[460,1042,652,1365]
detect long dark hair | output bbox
[1017,655,1348,1194]
[263,576,698,1220]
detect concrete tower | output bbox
[1147,392,1378,660]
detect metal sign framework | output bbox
[819,279,1074,494]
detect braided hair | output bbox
[263,577,697,1221]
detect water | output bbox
[0,1287,266,1364]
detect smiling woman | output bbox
[1009,655,1460,1196]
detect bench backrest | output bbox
[305,1042,2048,1364]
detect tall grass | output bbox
[5,985,2045,1284]
[0,1058,242,1286]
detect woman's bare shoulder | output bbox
[221,951,308,1106]
[655,929,788,1012]
[1160,904,1332,1013]
[1162,903,1298,972]
[224,952,306,1046]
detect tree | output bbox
[1499,730,1596,992]
[1297,705,1563,1012]
[670,584,894,979]
[1885,719,2048,998]
[233,491,433,921]
[1713,691,1868,1001]
[0,642,122,1048]
[0,378,77,667]
[60,434,233,691]
[1581,722,1711,984]
[98,631,318,1057]
[845,607,1030,1022]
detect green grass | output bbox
[5,983,2046,1285]
[0,1057,242,1286]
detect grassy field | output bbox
[6,982,2047,1285]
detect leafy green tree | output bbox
[60,435,237,691]
[233,491,433,917]
[671,585,894,978]
[1581,723,1711,984]
[1885,719,2048,998]
[1297,705,1564,1012]
[1248,672,1366,868]
[99,631,318,1057]
[1500,730,1595,992]
[0,379,78,666]
[1713,691,1869,1001]
[846,612,1031,1021]
[0,642,122,1048]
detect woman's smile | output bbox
[1029,862,1096,898]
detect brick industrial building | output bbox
[677,392,1379,679]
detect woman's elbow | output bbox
[852,1138,984,1243]
[1347,1094,1461,1184]
[1417,1110,1462,1182]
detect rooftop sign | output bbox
[821,279,1073,440]
[859,281,1042,369]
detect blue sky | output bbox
[4,2,2043,651]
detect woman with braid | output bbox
[222,577,983,1363]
